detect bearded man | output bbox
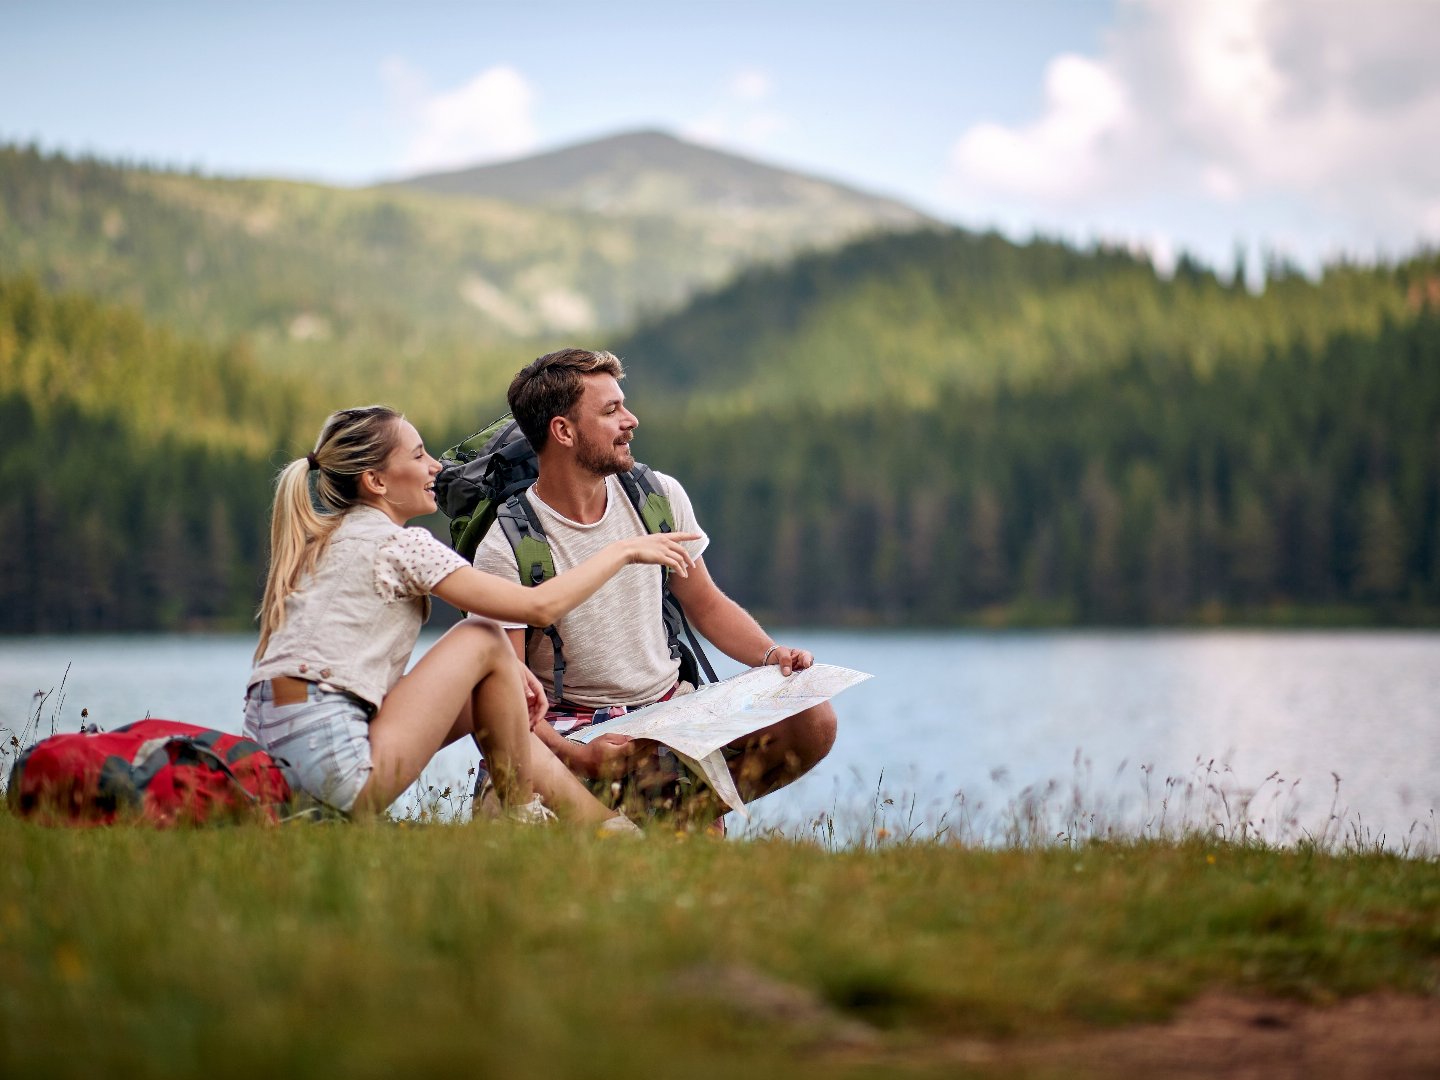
[472,347,836,824]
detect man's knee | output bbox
[794,702,838,761]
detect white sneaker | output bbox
[505,792,558,826]
[597,814,643,837]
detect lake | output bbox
[2,630,1436,851]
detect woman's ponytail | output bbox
[254,405,403,660]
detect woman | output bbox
[245,405,696,827]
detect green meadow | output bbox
[2,812,1436,1078]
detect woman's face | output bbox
[368,419,441,524]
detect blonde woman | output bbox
[246,405,696,827]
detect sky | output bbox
[7,0,1440,278]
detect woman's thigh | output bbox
[361,619,513,807]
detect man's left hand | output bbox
[765,646,813,676]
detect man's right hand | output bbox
[575,733,636,780]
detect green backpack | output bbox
[435,414,717,704]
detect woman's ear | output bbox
[359,469,386,499]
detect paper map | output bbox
[570,663,871,816]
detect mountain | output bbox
[0,138,930,424]
[616,227,1433,414]
[5,229,1440,631]
[624,238,1440,625]
[387,129,931,238]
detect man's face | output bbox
[569,374,638,477]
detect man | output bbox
[473,347,836,823]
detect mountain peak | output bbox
[384,128,930,225]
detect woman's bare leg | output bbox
[356,618,622,826]
[436,696,615,824]
[356,620,533,813]
[522,731,617,825]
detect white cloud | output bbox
[946,0,1440,267]
[682,68,787,151]
[953,54,1128,202]
[384,59,539,174]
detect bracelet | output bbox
[760,644,780,667]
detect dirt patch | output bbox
[680,965,1439,1076]
[860,992,1440,1078]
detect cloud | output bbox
[384,59,538,174]
[954,54,1128,203]
[947,0,1440,265]
[683,68,787,150]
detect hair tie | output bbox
[306,452,319,472]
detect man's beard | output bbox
[576,430,634,477]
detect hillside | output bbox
[389,128,930,238]
[613,234,1440,624]
[0,275,313,631]
[3,222,1440,630]
[0,139,928,425]
[616,228,1432,414]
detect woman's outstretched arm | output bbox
[431,531,699,627]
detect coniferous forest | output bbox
[2,147,1438,632]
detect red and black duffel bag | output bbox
[7,719,292,826]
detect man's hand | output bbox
[577,733,636,779]
[763,645,813,677]
[521,665,549,730]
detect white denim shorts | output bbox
[244,680,374,813]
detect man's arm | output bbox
[667,558,812,675]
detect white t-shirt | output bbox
[472,471,709,708]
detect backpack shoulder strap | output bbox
[497,491,555,587]
[620,465,719,686]
[619,463,676,535]
[496,491,567,702]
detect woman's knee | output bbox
[446,617,513,669]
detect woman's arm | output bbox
[432,532,699,627]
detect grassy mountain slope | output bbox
[0,139,929,425]
[389,128,930,240]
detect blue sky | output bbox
[7,0,1439,276]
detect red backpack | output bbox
[7,719,292,826]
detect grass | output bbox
[0,812,1436,1079]
[3,681,1437,1075]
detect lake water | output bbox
[2,630,1436,851]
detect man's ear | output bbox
[549,414,576,448]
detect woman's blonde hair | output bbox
[254,405,403,659]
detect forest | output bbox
[2,146,1438,632]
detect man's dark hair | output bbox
[508,348,625,451]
